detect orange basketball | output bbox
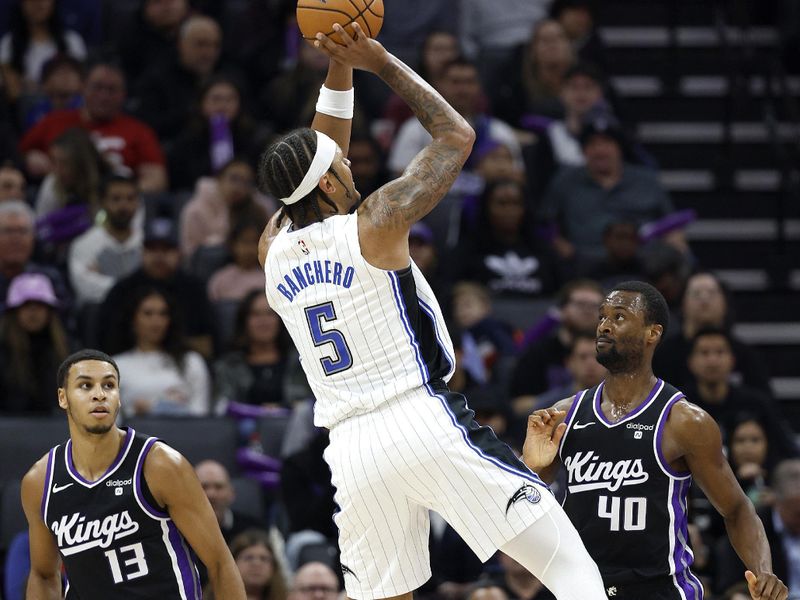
[297,0,384,45]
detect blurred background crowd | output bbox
[0,0,798,599]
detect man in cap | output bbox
[538,110,676,267]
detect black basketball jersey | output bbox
[558,379,704,598]
[41,428,202,599]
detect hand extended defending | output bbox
[522,408,567,472]
[313,23,389,74]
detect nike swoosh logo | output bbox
[52,482,74,493]
[573,421,596,429]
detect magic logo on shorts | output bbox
[505,483,541,516]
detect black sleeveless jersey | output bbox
[558,379,704,598]
[41,428,202,599]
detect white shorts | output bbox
[324,383,556,599]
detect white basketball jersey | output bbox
[264,213,455,428]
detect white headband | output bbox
[280,130,337,205]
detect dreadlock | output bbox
[258,128,339,228]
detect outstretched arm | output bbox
[145,444,246,600]
[668,402,788,600]
[314,24,475,269]
[311,58,353,157]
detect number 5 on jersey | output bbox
[305,302,353,376]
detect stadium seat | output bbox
[0,418,69,485]
[212,299,241,349]
[231,476,267,521]
[125,417,240,475]
[491,297,554,332]
[0,480,25,552]
[258,414,292,459]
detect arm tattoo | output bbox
[378,59,461,138]
[362,58,474,228]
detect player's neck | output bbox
[69,426,127,482]
[602,370,658,411]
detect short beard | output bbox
[66,399,119,435]
[596,344,640,374]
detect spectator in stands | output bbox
[509,278,603,400]
[288,562,339,600]
[98,216,215,357]
[229,0,292,105]
[683,327,797,459]
[117,0,189,86]
[532,331,606,411]
[382,30,461,139]
[111,285,211,416]
[388,58,521,176]
[0,272,71,414]
[134,15,228,142]
[34,126,107,219]
[713,459,799,595]
[459,0,550,98]
[214,290,303,410]
[0,164,26,201]
[494,19,575,127]
[24,55,84,129]
[538,112,675,267]
[0,0,87,103]
[258,41,330,133]
[654,271,772,392]
[68,174,143,306]
[525,62,606,197]
[580,220,647,286]
[452,179,558,298]
[451,281,517,386]
[281,430,338,544]
[195,460,268,543]
[549,0,608,70]
[20,61,168,192]
[409,222,441,290]
[168,75,270,191]
[0,200,71,315]
[728,416,774,509]
[206,530,288,600]
[180,158,269,260]
[347,133,390,197]
[466,584,511,600]
[207,220,266,303]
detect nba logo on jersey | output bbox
[298,239,310,255]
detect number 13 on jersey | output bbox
[305,302,353,376]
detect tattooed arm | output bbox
[314,24,475,269]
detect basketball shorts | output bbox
[324,382,556,599]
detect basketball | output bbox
[297,0,384,45]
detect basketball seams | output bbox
[297,0,382,41]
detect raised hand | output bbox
[522,409,567,472]
[314,23,388,74]
[745,570,788,600]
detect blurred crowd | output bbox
[0,1,798,599]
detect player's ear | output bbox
[57,387,68,410]
[648,323,663,345]
[318,173,336,194]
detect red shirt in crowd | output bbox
[19,109,166,175]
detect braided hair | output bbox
[258,128,339,228]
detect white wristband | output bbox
[316,85,354,119]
